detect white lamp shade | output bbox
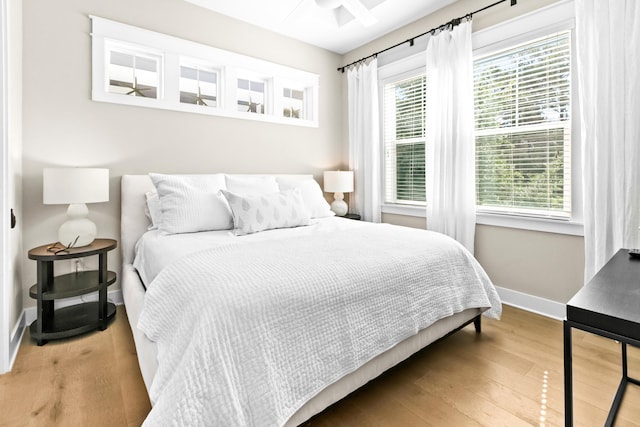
[324,171,354,193]
[43,168,109,247]
[43,168,109,205]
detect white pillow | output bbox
[225,175,279,196]
[145,191,162,230]
[221,189,311,235]
[276,177,335,218]
[149,173,232,234]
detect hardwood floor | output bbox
[0,306,151,427]
[1,304,639,426]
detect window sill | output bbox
[381,204,584,236]
[476,212,584,236]
[381,204,426,217]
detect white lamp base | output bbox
[58,203,97,247]
[330,192,348,217]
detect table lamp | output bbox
[43,168,109,247]
[324,170,354,217]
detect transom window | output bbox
[91,16,319,127]
[283,88,304,119]
[179,64,218,107]
[237,78,266,114]
[108,49,160,99]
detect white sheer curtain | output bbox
[576,0,640,280]
[425,20,476,253]
[347,58,381,223]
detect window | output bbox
[283,88,304,119]
[108,47,161,99]
[474,31,572,219]
[381,33,571,215]
[91,16,319,127]
[382,74,426,205]
[179,64,218,107]
[276,79,313,121]
[379,1,580,233]
[237,78,266,114]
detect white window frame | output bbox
[276,80,312,121]
[235,71,270,115]
[379,53,427,214]
[90,16,319,127]
[378,0,582,236]
[178,58,221,109]
[102,40,164,106]
[473,0,582,236]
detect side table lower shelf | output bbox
[29,302,116,344]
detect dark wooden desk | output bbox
[564,249,640,426]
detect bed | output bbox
[120,173,501,426]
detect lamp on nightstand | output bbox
[323,170,354,217]
[43,168,109,247]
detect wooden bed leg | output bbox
[473,315,481,333]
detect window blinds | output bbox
[383,74,426,205]
[474,31,572,218]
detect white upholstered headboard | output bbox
[120,174,314,266]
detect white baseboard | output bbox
[23,289,124,328]
[8,310,26,371]
[495,286,566,320]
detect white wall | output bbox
[342,0,584,305]
[21,0,344,309]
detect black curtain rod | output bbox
[337,0,517,73]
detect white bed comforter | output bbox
[137,222,501,426]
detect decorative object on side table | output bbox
[43,167,109,247]
[324,170,354,217]
[28,238,117,346]
[344,213,361,221]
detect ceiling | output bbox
[184,0,457,54]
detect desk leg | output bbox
[564,320,573,427]
[622,342,628,379]
[605,342,629,427]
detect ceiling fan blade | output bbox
[340,0,377,27]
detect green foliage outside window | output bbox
[392,76,426,203]
[396,142,426,202]
[475,129,566,210]
[474,32,571,216]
